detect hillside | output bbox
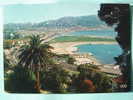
[4,15,106,31]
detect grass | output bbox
[50,36,115,43]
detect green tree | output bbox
[5,66,36,93]
[4,40,12,49]
[4,54,10,72]
[18,35,53,92]
[41,65,71,93]
[72,64,112,93]
[67,57,76,64]
[98,4,131,91]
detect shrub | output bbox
[93,72,113,92]
[72,64,113,93]
[5,66,37,93]
[41,65,72,93]
[4,40,12,49]
[67,57,76,64]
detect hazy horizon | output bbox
[4,14,99,24]
[4,2,100,24]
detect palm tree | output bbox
[18,35,53,92]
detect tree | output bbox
[18,35,53,92]
[98,4,131,91]
[4,53,11,77]
[5,66,36,93]
[72,64,112,93]
[67,57,76,64]
[41,65,72,93]
[4,40,12,49]
[4,54,10,71]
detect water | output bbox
[76,44,122,64]
[61,29,121,64]
[67,29,117,37]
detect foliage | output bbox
[51,36,115,43]
[4,40,12,49]
[67,57,76,64]
[18,34,54,92]
[4,54,10,72]
[93,72,113,92]
[18,35,53,71]
[4,34,115,93]
[98,4,131,91]
[72,64,113,93]
[4,29,21,40]
[41,65,72,93]
[5,66,37,93]
[55,54,70,59]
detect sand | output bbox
[50,41,117,65]
[50,41,117,54]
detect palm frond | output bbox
[18,34,54,72]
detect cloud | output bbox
[0,0,57,6]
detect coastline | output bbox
[50,41,117,65]
[50,41,117,54]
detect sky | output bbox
[2,0,133,24]
[4,2,100,24]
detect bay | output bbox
[76,44,122,64]
[67,29,117,37]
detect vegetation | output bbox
[72,64,113,93]
[4,53,11,73]
[4,29,21,40]
[41,65,72,93]
[3,40,13,49]
[18,35,54,92]
[67,57,76,64]
[50,36,115,43]
[5,66,36,93]
[98,4,131,91]
[3,9,121,93]
[4,35,117,93]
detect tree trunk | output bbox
[35,71,41,92]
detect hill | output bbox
[4,15,106,31]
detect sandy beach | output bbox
[50,41,117,65]
[50,41,117,54]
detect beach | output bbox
[50,41,117,65]
[50,41,121,75]
[50,41,117,54]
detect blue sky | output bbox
[4,2,100,24]
[3,0,133,24]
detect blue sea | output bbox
[63,29,122,64]
[67,29,117,37]
[76,44,122,64]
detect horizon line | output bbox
[5,14,98,24]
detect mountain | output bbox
[34,15,105,28]
[4,15,106,30]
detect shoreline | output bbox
[50,41,117,65]
[50,41,117,54]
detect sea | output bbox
[66,28,122,64]
[76,44,122,64]
[67,28,117,37]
